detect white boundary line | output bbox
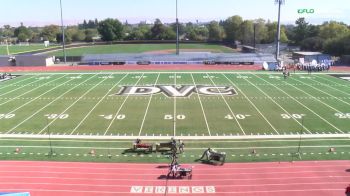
[243,74,312,134]
[0,133,349,140]
[255,74,344,133]
[206,73,245,135]
[38,74,110,134]
[293,77,350,106]
[138,73,160,136]
[70,74,129,135]
[104,73,145,136]
[223,73,279,134]
[0,75,66,107]
[190,73,211,136]
[6,74,95,134]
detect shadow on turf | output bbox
[121,148,153,155]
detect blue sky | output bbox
[1,0,349,26]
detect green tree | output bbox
[41,25,60,42]
[293,18,310,44]
[223,15,243,42]
[208,21,224,41]
[84,28,98,42]
[97,18,123,41]
[239,20,254,44]
[323,33,350,56]
[150,19,167,40]
[300,37,324,51]
[266,22,288,43]
[1,25,14,38]
[254,19,268,44]
[14,25,32,42]
[319,21,349,40]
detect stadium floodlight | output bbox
[275,0,285,60]
[59,0,67,63]
[176,0,179,55]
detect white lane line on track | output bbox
[206,73,245,135]
[70,74,129,135]
[224,73,279,134]
[190,73,211,136]
[38,74,111,134]
[0,75,67,106]
[6,75,95,134]
[104,73,145,136]
[138,73,160,136]
[255,74,344,134]
[244,74,313,134]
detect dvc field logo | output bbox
[116,85,237,97]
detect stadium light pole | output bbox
[275,0,285,60]
[176,0,180,55]
[59,0,67,63]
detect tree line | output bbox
[0,16,349,55]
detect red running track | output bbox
[0,160,349,196]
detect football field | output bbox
[1,71,349,138]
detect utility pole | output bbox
[275,0,285,60]
[176,0,180,55]
[60,0,67,63]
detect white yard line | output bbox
[294,77,350,105]
[0,77,41,97]
[255,74,344,134]
[138,73,160,136]
[3,75,68,113]
[0,75,64,105]
[223,74,279,134]
[190,73,211,136]
[103,73,145,136]
[38,74,110,134]
[0,75,36,90]
[243,74,312,134]
[6,75,96,134]
[206,73,246,135]
[173,73,177,137]
[315,75,350,89]
[1,133,349,140]
[287,78,347,113]
[311,77,350,96]
[70,74,129,135]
